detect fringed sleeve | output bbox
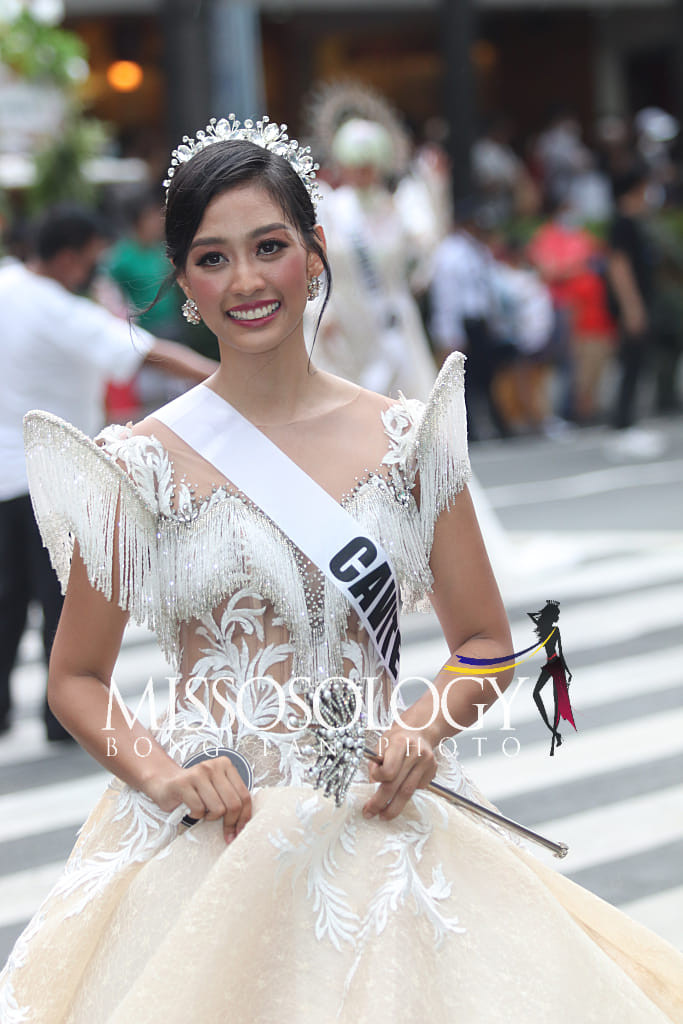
[413,350,471,560]
[23,410,163,631]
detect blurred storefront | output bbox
[60,0,683,159]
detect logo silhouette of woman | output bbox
[528,601,576,756]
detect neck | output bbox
[30,259,69,290]
[206,335,321,426]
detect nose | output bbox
[230,256,266,297]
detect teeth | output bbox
[229,302,279,321]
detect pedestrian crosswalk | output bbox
[0,528,682,966]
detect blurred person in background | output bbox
[0,203,216,741]
[472,112,540,226]
[649,231,683,415]
[634,107,680,199]
[396,116,453,240]
[394,127,453,295]
[105,186,188,419]
[533,104,593,209]
[490,238,555,435]
[605,165,660,443]
[107,186,183,340]
[429,199,509,440]
[564,150,613,226]
[527,197,615,426]
[595,115,636,181]
[313,117,436,400]
[307,82,437,401]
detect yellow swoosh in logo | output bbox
[445,628,557,675]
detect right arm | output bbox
[143,338,217,384]
[606,250,648,335]
[48,545,250,844]
[50,292,217,388]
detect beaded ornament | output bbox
[163,113,322,208]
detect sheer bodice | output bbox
[23,354,470,791]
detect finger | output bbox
[207,762,252,840]
[363,760,414,818]
[232,798,252,837]
[193,761,244,820]
[364,743,436,818]
[191,773,232,822]
[369,738,407,783]
[178,784,208,822]
[217,767,252,839]
[378,762,425,821]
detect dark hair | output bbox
[611,163,649,202]
[527,601,560,639]
[164,139,331,336]
[33,203,110,262]
[123,186,164,229]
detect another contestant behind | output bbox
[1,116,681,1023]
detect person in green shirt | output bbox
[107,187,182,339]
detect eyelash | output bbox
[258,239,288,256]
[195,239,288,267]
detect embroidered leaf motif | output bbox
[269,796,360,951]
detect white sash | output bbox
[152,384,401,683]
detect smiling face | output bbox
[177,183,324,357]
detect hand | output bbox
[362,727,437,822]
[145,757,252,844]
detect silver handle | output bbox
[363,747,569,859]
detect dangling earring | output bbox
[182,297,201,325]
[307,276,321,302]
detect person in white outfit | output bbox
[0,203,216,740]
[313,118,437,401]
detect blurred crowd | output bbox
[1,88,682,448]
[307,91,683,447]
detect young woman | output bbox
[1,117,681,1023]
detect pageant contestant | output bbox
[1,116,681,1023]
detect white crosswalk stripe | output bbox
[0,529,682,965]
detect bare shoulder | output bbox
[315,369,395,415]
[128,414,164,440]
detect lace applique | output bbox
[268,788,466,1014]
[380,391,423,494]
[270,795,361,950]
[0,779,188,1023]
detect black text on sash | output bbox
[329,537,401,680]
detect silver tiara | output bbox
[163,113,322,208]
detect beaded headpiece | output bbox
[163,113,322,208]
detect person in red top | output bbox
[528,203,616,423]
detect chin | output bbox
[218,333,290,357]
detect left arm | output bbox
[363,485,513,821]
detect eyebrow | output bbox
[190,222,292,250]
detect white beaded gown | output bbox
[313,183,437,402]
[1,354,681,1023]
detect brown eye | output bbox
[197,252,225,267]
[257,239,287,256]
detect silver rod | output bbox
[363,747,569,859]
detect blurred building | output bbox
[61,0,683,160]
